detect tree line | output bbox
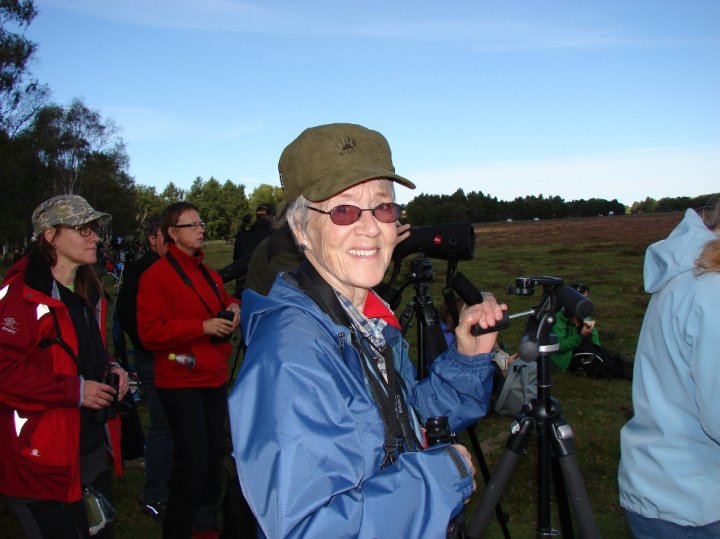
[402,190,717,226]
[1,1,715,254]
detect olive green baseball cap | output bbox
[32,194,111,235]
[278,123,416,202]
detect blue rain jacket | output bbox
[229,275,495,538]
[618,209,720,526]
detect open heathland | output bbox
[0,212,684,538]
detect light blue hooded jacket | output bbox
[618,209,720,526]
[228,274,494,538]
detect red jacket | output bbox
[137,244,239,388]
[0,255,122,503]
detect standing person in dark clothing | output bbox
[115,216,172,521]
[232,204,276,263]
[228,204,277,298]
[137,202,240,539]
[244,213,302,296]
[0,194,128,539]
[231,214,252,260]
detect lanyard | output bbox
[355,334,421,467]
[165,250,223,317]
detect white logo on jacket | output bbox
[2,317,19,335]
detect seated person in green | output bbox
[550,283,630,379]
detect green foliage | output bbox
[0,128,50,242]
[28,99,125,195]
[629,194,717,215]
[186,176,250,240]
[132,185,166,233]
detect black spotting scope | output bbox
[392,222,475,261]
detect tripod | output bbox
[465,277,600,539]
[396,255,511,539]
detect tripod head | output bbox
[506,276,593,362]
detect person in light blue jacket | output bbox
[228,123,506,538]
[618,202,720,538]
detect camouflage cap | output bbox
[32,194,111,235]
[278,123,415,203]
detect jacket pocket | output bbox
[17,408,77,467]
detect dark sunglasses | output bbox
[306,203,403,226]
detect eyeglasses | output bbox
[172,221,205,230]
[61,223,101,237]
[306,203,403,226]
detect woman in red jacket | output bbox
[0,194,128,538]
[137,202,240,539]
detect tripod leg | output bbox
[552,423,601,539]
[466,424,511,539]
[556,454,600,539]
[551,457,574,539]
[465,417,533,539]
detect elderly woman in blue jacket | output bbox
[228,123,506,538]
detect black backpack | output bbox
[569,344,633,380]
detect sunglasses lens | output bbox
[329,205,361,225]
[374,203,400,223]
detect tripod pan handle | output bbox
[470,311,510,336]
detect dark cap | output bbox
[278,123,416,202]
[32,194,111,235]
[256,204,276,216]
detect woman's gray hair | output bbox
[285,180,396,250]
[286,195,311,249]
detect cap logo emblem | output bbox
[337,136,357,152]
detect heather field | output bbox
[0,212,684,538]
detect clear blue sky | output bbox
[26,0,720,206]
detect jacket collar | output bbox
[23,250,56,297]
[166,243,204,268]
[17,249,101,307]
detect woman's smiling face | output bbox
[295,179,398,308]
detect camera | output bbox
[94,372,119,423]
[211,310,235,343]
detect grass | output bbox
[0,213,683,538]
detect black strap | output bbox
[166,250,224,317]
[293,260,350,327]
[358,338,421,467]
[291,260,420,467]
[39,309,80,369]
